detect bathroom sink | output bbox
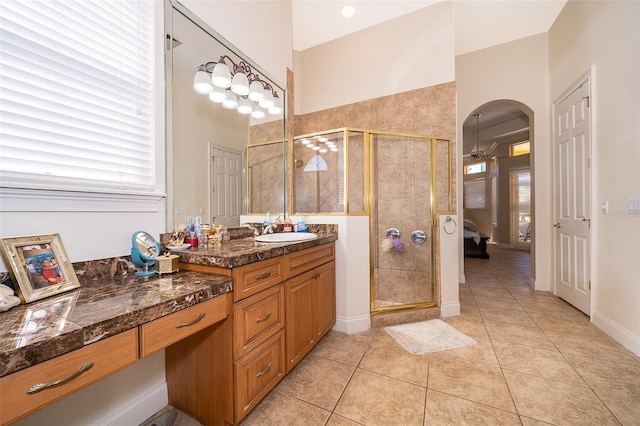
[255,233,318,243]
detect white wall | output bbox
[2,2,293,425]
[295,1,455,114]
[549,0,640,354]
[180,0,293,85]
[455,33,552,291]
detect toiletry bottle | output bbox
[296,214,307,232]
[283,213,292,233]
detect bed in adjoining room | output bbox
[463,219,490,259]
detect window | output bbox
[464,162,486,175]
[0,1,156,193]
[510,141,530,157]
[464,178,486,209]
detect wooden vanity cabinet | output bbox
[177,241,335,425]
[0,329,139,426]
[285,252,335,373]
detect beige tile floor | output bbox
[240,246,640,426]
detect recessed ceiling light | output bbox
[341,5,356,19]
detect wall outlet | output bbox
[629,199,640,214]
[601,201,608,214]
[176,208,187,215]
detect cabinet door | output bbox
[284,270,315,373]
[314,261,336,339]
[234,284,284,359]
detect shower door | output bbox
[371,133,435,311]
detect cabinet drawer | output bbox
[232,257,284,302]
[140,294,229,358]
[234,284,284,360]
[234,329,285,423]
[0,329,138,425]
[284,242,335,279]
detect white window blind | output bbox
[0,0,155,192]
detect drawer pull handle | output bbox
[27,362,94,395]
[255,271,272,280]
[176,312,206,328]
[313,273,321,279]
[256,362,273,378]
[255,311,272,323]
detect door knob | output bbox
[553,223,561,228]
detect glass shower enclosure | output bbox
[293,128,453,313]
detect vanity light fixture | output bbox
[193,55,282,117]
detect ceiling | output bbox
[292,1,566,156]
[292,1,566,54]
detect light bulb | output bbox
[193,70,213,94]
[251,107,266,119]
[208,86,226,103]
[259,90,274,109]
[230,71,249,96]
[268,94,282,115]
[237,97,253,114]
[248,81,265,102]
[222,91,238,109]
[211,60,231,88]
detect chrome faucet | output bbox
[262,224,276,234]
[240,223,260,237]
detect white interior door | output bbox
[552,77,591,315]
[211,146,243,227]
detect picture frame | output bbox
[0,234,80,303]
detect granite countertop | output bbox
[174,232,338,268]
[0,271,233,378]
[0,230,338,378]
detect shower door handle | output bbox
[411,230,427,245]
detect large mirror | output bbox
[165,0,286,229]
[246,141,285,214]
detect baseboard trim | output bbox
[96,381,168,426]
[334,314,370,334]
[533,278,550,292]
[592,311,640,357]
[440,302,461,317]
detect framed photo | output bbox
[0,234,80,303]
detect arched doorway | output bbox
[461,100,534,271]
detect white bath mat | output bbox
[385,319,476,355]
